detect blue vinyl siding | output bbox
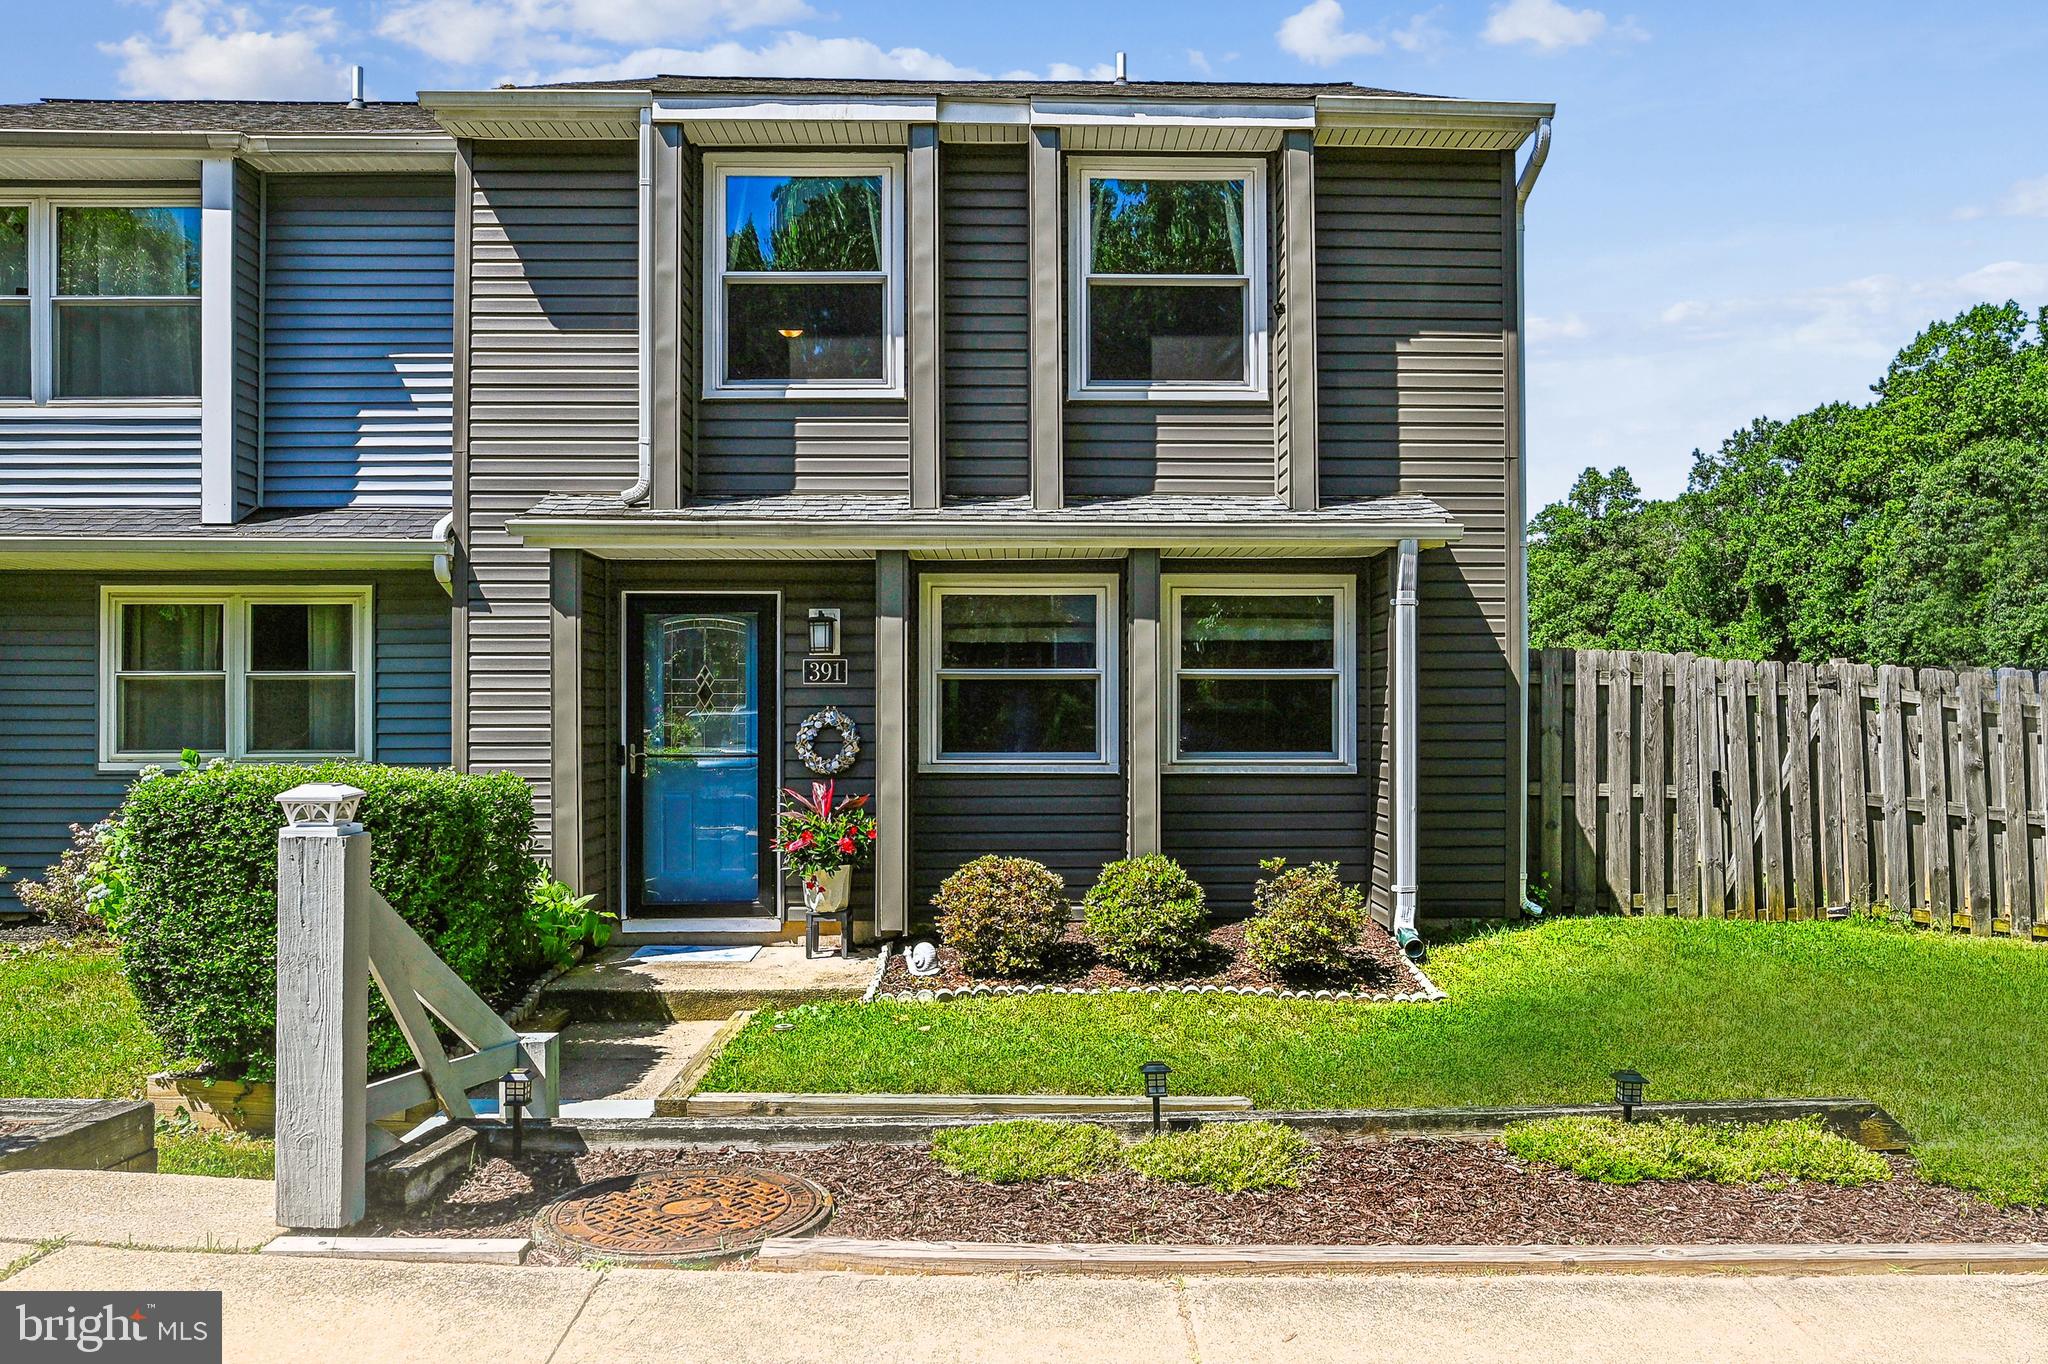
[0,410,203,507]
[0,569,450,901]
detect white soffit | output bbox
[657,96,937,146]
[0,151,200,181]
[242,135,455,173]
[1032,100,1314,153]
[1314,97,1552,152]
[421,92,646,142]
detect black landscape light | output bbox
[1141,1061,1170,1135]
[1611,1068,1647,1124]
[502,1068,533,1158]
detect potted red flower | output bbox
[776,780,878,916]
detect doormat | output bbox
[629,944,763,963]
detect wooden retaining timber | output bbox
[1528,650,2048,934]
[754,1237,2048,1277]
[678,1093,1255,1119]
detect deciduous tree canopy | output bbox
[1528,302,2048,668]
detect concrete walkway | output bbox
[3,1174,2045,1363]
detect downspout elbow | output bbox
[1514,116,1552,224]
[431,511,454,598]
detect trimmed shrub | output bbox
[932,855,1068,977]
[1242,857,1367,979]
[1083,855,1209,977]
[1126,1121,1315,1192]
[1502,1116,1892,1187]
[15,823,113,938]
[109,761,541,1079]
[932,1120,1123,1183]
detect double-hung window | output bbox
[101,587,373,767]
[1069,157,1266,398]
[0,198,201,403]
[1165,576,1355,771]
[921,576,1119,772]
[704,154,903,398]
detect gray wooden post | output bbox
[274,783,371,1231]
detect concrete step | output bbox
[616,916,798,947]
[540,940,878,1022]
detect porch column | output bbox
[1390,538,1421,943]
[548,549,587,892]
[874,551,912,935]
[1127,549,1162,856]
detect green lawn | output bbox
[1,942,274,1179]
[703,916,2048,1205]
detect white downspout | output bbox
[1514,117,1552,918]
[621,105,654,505]
[1391,536,1423,961]
[431,512,454,597]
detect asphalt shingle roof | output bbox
[537,76,1422,100]
[0,507,447,540]
[0,100,442,135]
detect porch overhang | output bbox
[0,507,449,571]
[506,493,1464,561]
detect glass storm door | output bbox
[628,597,775,914]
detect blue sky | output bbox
[5,0,2044,510]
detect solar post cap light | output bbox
[502,1067,533,1157]
[1611,1068,1647,1124]
[1141,1061,1170,1135]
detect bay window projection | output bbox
[921,578,1119,772]
[1166,577,1355,770]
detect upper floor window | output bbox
[0,198,200,404]
[1069,158,1267,401]
[704,154,904,399]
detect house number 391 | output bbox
[803,657,848,686]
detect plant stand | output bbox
[802,867,855,959]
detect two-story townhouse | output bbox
[0,75,1553,961]
[0,95,460,898]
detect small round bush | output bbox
[1126,1121,1315,1192]
[932,855,1068,977]
[1242,857,1366,979]
[1083,855,1209,977]
[932,1120,1123,1184]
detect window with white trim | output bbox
[101,587,373,766]
[703,154,904,398]
[1069,157,1267,398]
[920,576,1119,772]
[1,197,201,404]
[1165,576,1355,770]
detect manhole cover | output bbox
[533,1166,832,1265]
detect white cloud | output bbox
[1186,49,1212,75]
[377,0,814,69]
[1391,9,1449,53]
[545,31,992,83]
[1527,312,1590,342]
[1277,1,1384,65]
[1958,174,2048,221]
[1482,0,1608,51]
[1044,60,1120,80]
[103,0,348,99]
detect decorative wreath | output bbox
[795,706,861,775]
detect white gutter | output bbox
[0,537,442,570]
[1390,537,1423,961]
[1514,116,1552,919]
[621,106,654,505]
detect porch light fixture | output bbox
[1611,1068,1646,1124]
[1141,1061,1170,1134]
[502,1068,533,1157]
[808,607,841,656]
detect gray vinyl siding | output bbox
[1063,405,1276,498]
[261,175,454,507]
[0,568,449,902]
[909,558,1127,914]
[462,145,639,846]
[595,561,878,921]
[941,144,1030,498]
[0,410,202,506]
[694,403,910,497]
[578,554,613,907]
[1316,148,1514,919]
[1159,556,1377,916]
[232,161,263,517]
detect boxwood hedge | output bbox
[108,762,542,1080]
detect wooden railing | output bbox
[273,783,558,1230]
[1527,650,2047,938]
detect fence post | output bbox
[274,783,371,1231]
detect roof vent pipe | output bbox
[347,65,365,109]
[1114,52,1128,84]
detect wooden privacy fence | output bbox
[1527,650,2048,939]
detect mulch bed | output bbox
[365,1138,2048,1262]
[876,919,1418,998]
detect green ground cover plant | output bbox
[1502,1115,1891,1187]
[705,916,2048,1205]
[1125,1121,1314,1192]
[931,1119,1123,1183]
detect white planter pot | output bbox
[801,866,851,917]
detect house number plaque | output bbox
[802,657,848,686]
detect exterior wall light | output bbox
[808,608,841,656]
[1611,1068,1646,1124]
[502,1067,533,1157]
[1141,1060,1170,1134]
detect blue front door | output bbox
[628,597,774,913]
